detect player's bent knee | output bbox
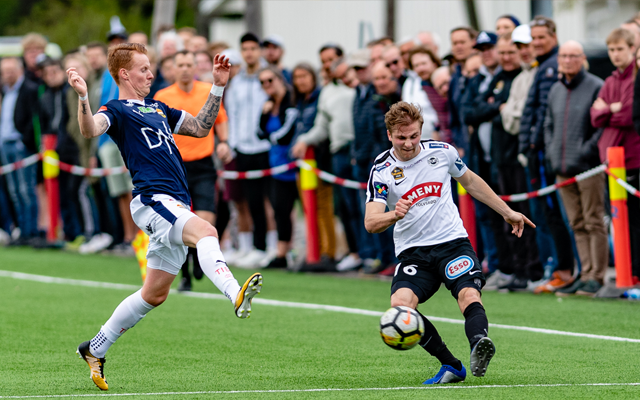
[390,288,419,309]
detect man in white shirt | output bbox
[365,102,534,384]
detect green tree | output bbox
[3,0,196,53]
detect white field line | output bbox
[1,383,639,398]
[2,270,640,344]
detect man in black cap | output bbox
[460,31,502,281]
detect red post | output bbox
[607,147,633,288]
[457,182,477,251]
[42,134,59,242]
[300,147,320,263]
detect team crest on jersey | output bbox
[445,256,474,280]
[391,167,405,180]
[429,142,448,149]
[376,161,391,172]
[428,156,439,166]
[373,182,389,200]
[138,106,157,114]
[156,109,167,118]
[401,182,442,205]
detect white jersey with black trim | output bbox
[366,140,469,256]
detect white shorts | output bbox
[130,194,196,275]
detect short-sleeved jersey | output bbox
[97,98,190,204]
[366,140,469,255]
[154,81,228,162]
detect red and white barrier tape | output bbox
[4,156,638,201]
[605,168,640,198]
[43,156,128,177]
[0,153,41,175]
[220,162,297,180]
[296,160,367,190]
[499,164,607,202]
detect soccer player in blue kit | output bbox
[66,43,262,391]
[365,102,535,384]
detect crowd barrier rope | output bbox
[2,155,638,200]
[2,146,637,287]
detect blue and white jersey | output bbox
[97,98,190,205]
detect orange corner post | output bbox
[299,147,320,263]
[457,182,477,251]
[607,147,633,288]
[42,134,59,242]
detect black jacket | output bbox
[519,46,559,154]
[7,78,41,153]
[39,83,79,164]
[469,67,522,168]
[258,90,297,146]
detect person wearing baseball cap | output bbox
[501,24,537,138]
[262,34,291,83]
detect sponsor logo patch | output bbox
[445,256,474,280]
[429,142,449,149]
[401,182,442,205]
[98,106,107,112]
[391,167,405,180]
[454,157,465,171]
[138,106,157,114]
[373,182,389,200]
[376,161,391,172]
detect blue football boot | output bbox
[422,364,466,384]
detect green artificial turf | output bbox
[0,247,639,399]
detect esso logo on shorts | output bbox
[445,256,474,280]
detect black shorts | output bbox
[391,237,485,302]
[184,156,217,213]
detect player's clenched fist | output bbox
[394,198,411,220]
[66,67,87,98]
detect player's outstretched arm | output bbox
[177,54,230,138]
[66,68,108,138]
[455,169,536,237]
[364,199,411,233]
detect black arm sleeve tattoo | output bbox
[177,93,222,137]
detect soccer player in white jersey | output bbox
[365,102,534,384]
[66,43,262,391]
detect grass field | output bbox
[1,247,640,399]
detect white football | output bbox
[379,306,425,350]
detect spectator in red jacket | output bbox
[592,28,640,281]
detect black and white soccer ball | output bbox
[379,306,425,350]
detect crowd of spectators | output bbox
[2,11,640,296]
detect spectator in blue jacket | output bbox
[448,26,478,158]
[519,16,576,292]
[291,63,336,264]
[257,66,299,268]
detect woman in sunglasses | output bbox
[257,66,300,268]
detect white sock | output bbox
[238,232,252,253]
[197,236,241,303]
[89,289,155,358]
[267,230,278,251]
